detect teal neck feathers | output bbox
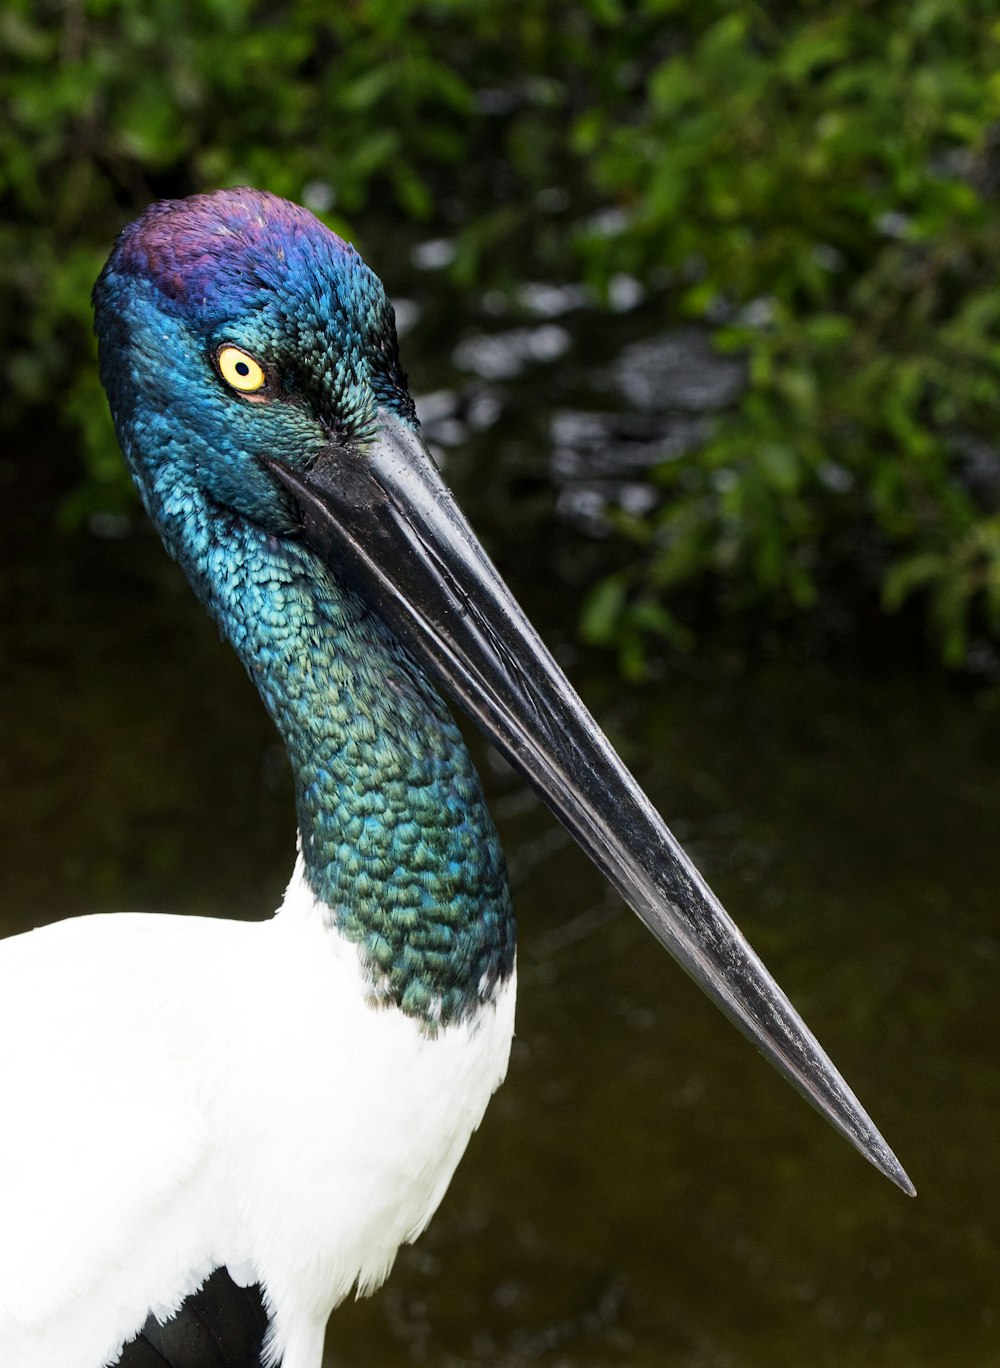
[168,482,515,1028]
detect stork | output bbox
[0,189,913,1368]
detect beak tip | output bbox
[860,1129,915,1196]
[887,1160,917,1199]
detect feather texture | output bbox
[113,1269,268,1368]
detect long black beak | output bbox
[266,409,914,1197]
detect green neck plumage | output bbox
[167,486,516,1028]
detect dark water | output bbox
[2,239,1000,1366]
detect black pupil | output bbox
[235,360,251,377]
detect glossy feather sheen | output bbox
[0,861,516,1368]
[167,489,515,1026]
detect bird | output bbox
[0,188,913,1368]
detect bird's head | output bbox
[94,187,413,532]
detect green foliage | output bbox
[4,0,1000,666]
[573,1,1000,667]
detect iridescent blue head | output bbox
[95,188,414,539]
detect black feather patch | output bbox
[112,1268,271,1368]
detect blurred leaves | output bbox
[3,0,1000,666]
[573,0,1000,669]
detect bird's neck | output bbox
[157,484,515,1028]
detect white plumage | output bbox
[0,856,515,1368]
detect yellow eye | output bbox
[216,346,267,394]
